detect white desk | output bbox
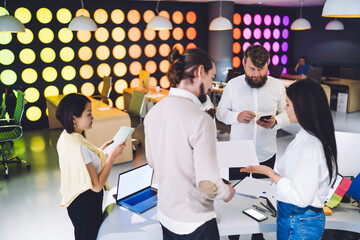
[97,193,360,239]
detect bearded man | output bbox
[217,45,289,181]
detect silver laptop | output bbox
[116,164,157,214]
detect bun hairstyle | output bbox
[167,47,214,88]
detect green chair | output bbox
[0,90,30,178]
[0,92,6,119]
[126,90,146,128]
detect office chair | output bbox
[270,65,285,79]
[0,92,6,119]
[340,67,355,79]
[0,90,30,178]
[307,67,323,84]
[93,76,112,104]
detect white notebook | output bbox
[103,126,134,155]
[234,177,272,199]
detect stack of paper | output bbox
[234,177,272,199]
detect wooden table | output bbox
[123,87,169,112]
[322,77,360,112]
[46,95,133,164]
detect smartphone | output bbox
[259,115,272,122]
[243,208,268,222]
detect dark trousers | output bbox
[229,154,276,180]
[161,218,220,240]
[67,189,104,240]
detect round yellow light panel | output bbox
[129,61,142,76]
[79,46,93,61]
[79,64,94,79]
[81,82,95,96]
[60,47,75,62]
[44,86,59,97]
[130,78,139,88]
[172,11,184,24]
[37,8,52,24]
[97,63,111,77]
[172,27,184,41]
[38,28,54,44]
[42,67,58,82]
[17,28,34,44]
[0,69,17,85]
[62,66,76,81]
[159,44,171,57]
[19,48,36,64]
[144,44,156,58]
[26,106,42,121]
[115,96,124,110]
[58,28,73,43]
[160,76,170,89]
[76,9,90,17]
[144,28,156,41]
[77,31,91,43]
[173,43,184,54]
[159,30,170,41]
[127,10,140,24]
[149,77,158,87]
[24,88,40,103]
[57,8,72,24]
[94,9,108,24]
[22,68,38,84]
[63,84,77,95]
[145,60,157,74]
[95,27,109,42]
[0,49,15,65]
[112,27,126,42]
[129,44,141,59]
[0,7,9,16]
[14,7,31,24]
[113,45,126,60]
[159,60,170,73]
[113,62,127,77]
[114,79,128,94]
[159,11,170,20]
[128,27,141,42]
[111,9,125,24]
[0,32,12,45]
[143,10,155,23]
[96,45,110,60]
[40,48,56,63]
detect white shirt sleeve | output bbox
[216,83,240,125]
[273,84,289,130]
[81,145,101,173]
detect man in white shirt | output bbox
[145,48,235,240]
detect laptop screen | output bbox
[116,164,153,201]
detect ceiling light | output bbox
[0,0,25,32]
[291,0,311,30]
[68,0,97,31]
[322,0,360,18]
[209,0,233,31]
[147,0,173,31]
[325,19,345,30]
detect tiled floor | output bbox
[0,110,359,240]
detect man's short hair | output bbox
[244,45,270,68]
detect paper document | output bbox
[234,177,272,199]
[96,106,112,111]
[103,127,135,155]
[216,140,259,168]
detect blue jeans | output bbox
[277,201,325,240]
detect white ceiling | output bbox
[154,0,327,7]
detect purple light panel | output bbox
[264,15,272,26]
[244,14,252,25]
[273,15,281,26]
[281,42,289,52]
[283,67,287,74]
[243,28,252,40]
[263,42,271,52]
[254,28,262,40]
[254,42,261,46]
[254,14,262,26]
[263,28,271,40]
[273,28,280,40]
[282,29,289,39]
[283,15,290,26]
[281,55,288,65]
[272,41,280,52]
[243,42,251,52]
[272,55,279,65]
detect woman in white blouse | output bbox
[241,79,338,240]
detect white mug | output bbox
[156,86,160,92]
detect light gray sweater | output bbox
[144,89,231,223]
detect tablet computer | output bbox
[103,126,134,155]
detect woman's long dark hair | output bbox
[286,79,338,185]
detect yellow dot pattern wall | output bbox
[0,1,208,130]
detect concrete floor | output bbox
[0,110,359,240]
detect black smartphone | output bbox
[243,208,268,222]
[259,115,272,122]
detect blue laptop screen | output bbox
[116,164,153,201]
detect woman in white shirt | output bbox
[241,79,338,240]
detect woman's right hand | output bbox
[109,140,126,160]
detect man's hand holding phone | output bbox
[256,115,276,129]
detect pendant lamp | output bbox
[325,19,345,30]
[209,0,232,31]
[291,0,311,31]
[147,0,172,31]
[322,0,360,18]
[68,0,97,31]
[0,0,25,32]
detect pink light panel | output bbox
[264,14,272,26]
[272,41,280,52]
[273,15,281,26]
[263,28,271,39]
[272,55,279,65]
[243,28,252,40]
[273,28,280,39]
[243,13,252,25]
[281,42,288,52]
[263,42,271,52]
[254,28,262,39]
[243,42,251,52]
[282,16,290,26]
[254,14,262,25]
[281,55,288,65]
[282,29,289,39]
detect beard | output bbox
[245,74,268,88]
[198,83,208,103]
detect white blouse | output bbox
[81,145,101,174]
[274,128,332,208]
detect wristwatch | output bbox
[271,119,277,129]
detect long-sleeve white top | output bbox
[274,128,332,208]
[216,75,289,162]
[144,87,231,234]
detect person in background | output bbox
[144,48,235,240]
[56,93,126,240]
[281,56,311,80]
[241,79,338,240]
